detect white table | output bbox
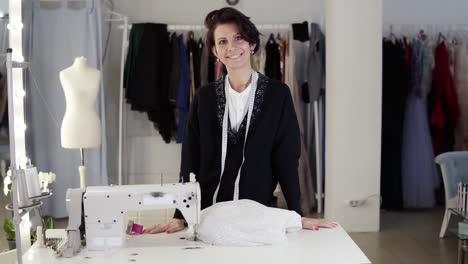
[22,226,370,264]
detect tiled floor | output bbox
[0,188,462,264]
[350,209,459,264]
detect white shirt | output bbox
[226,77,252,132]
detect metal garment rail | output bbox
[113,22,293,186]
[112,21,330,214]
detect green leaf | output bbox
[3,218,15,241]
[45,217,54,229]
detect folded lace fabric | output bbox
[197,199,302,246]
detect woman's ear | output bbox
[250,43,257,54]
[211,46,218,59]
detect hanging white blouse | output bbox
[226,77,252,132]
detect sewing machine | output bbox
[31,176,371,264]
[59,175,201,256]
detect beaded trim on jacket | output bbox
[214,73,268,144]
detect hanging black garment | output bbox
[169,32,181,104]
[195,38,204,90]
[186,32,203,91]
[292,21,309,42]
[380,39,408,210]
[265,34,281,80]
[301,82,310,103]
[125,23,175,143]
[124,23,144,92]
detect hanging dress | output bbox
[453,42,468,150]
[380,39,408,210]
[401,39,438,208]
[430,42,460,155]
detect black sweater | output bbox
[175,73,302,219]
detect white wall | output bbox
[383,0,468,25]
[324,0,382,232]
[112,0,323,25]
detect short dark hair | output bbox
[204,7,260,54]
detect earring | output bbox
[216,58,220,62]
[251,50,254,55]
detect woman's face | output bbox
[212,23,255,72]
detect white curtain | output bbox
[23,0,107,217]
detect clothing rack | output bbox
[383,23,468,39]
[117,24,205,31]
[111,19,326,215]
[117,23,292,31]
[114,21,327,214]
[113,22,292,186]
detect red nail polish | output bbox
[314,227,319,231]
[166,230,171,234]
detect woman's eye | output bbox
[218,40,226,45]
[235,35,243,40]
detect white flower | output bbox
[38,172,48,192]
[48,172,56,184]
[3,170,11,196]
[38,171,56,192]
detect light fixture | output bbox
[15,89,25,98]
[15,55,24,62]
[8,0,32,261]
[7,22,23,31]
[19,156,28,166]
[16,122,27,132]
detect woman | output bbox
[145,7,336,234]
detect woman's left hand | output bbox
[302,217,338,230]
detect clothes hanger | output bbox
[276,32,282,41]
[452,30,459,46]
[188,30,195,41]
[438,32,446,43]
[198,37,204,48]
[268,33,275,44]
[388,25,397,43]
[418,30,427,41]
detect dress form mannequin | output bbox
[60,56,101,190]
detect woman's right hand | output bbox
[143,218,185,234]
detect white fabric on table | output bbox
[197,199,302,246]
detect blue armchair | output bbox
[435,151,468,238]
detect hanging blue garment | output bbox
[401,40,438,208]
[176,35,191,143]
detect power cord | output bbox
[348,194,382,207]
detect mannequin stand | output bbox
[79,148,86,190]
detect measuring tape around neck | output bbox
[212,71,259,205]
